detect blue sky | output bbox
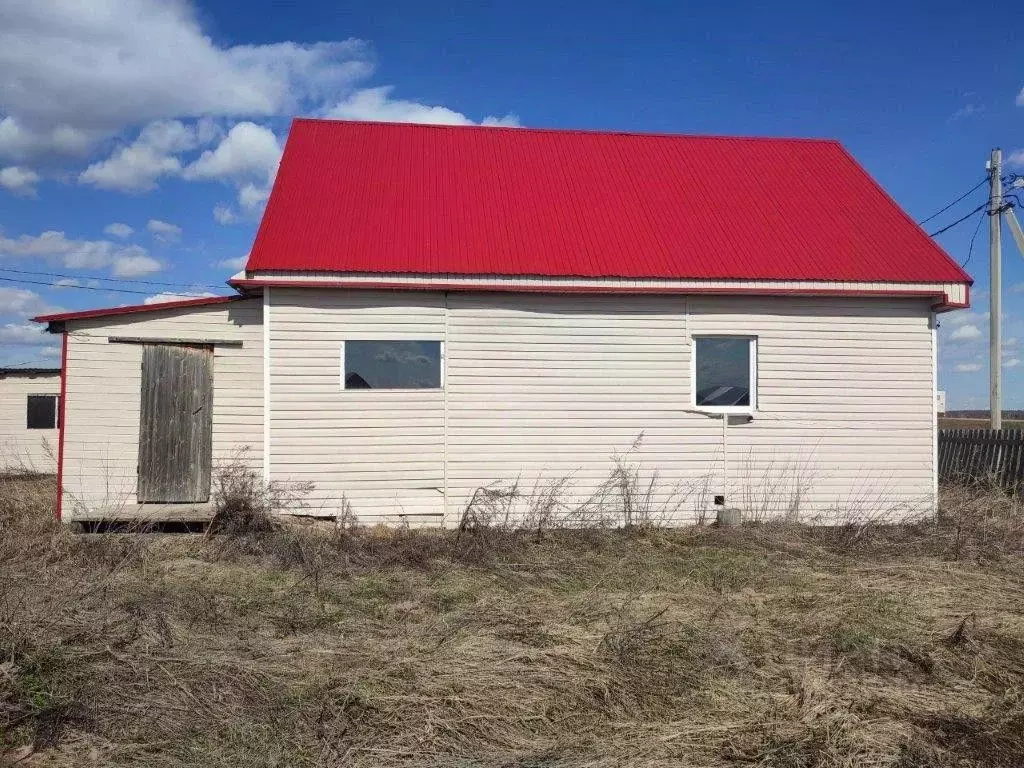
[1,0,1022,407]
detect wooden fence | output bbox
[938,429,1024,490]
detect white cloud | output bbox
[481,115,522,127]
[949,103,982,121]
[52,278,80,288]
[0,0,371,160]
[0,166,40,195]
[0,287,61,317]
[324,86,519,127]
[143,291,218,305]
[955,362,983,373]
[0,117,97,162]
[183,122,280,183]
[0,229,163,276]
[1011,283,1024,294]
[103,222,134,239]
[1006,358,1022,368]
[79,120,208,191]
[1008,149,1024,168]
[213,204,238,225]
[215,255,248,271]
[1,230,111,268]
[951,324,982,341]
[945,310,985,326]
[147,218,182,242]
[238,183,271,213]
[209,182,272,222]
[183,122,281,217]
[113,250,163,277]
[0,322,49,345]
[40,345,60,358]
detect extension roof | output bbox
[246,119,971,285]
[33,295,241,325]
[0,368,61,378]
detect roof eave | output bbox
[32,294,245,330]
[233,273,969,311]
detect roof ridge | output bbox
[291,117,842,145]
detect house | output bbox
[0,367,61,474]
[33,119,972,525]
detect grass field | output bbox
[2,475,1024,767]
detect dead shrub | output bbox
[208,452,315,536]
[453,481,529,563]
[914,693,1024,768]
[723,711,901,768]
[598,599,748,710]
[938,477,1024,560]
[451,435,709,563]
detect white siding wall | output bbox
[61,300,262,518]
[269,289,446,524]
[689,297,935,522]
[445,293,716,525]
[0,373,60,473]
[267,290,936,526]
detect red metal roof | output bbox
[33,295,241,325]
[248,119,970,285]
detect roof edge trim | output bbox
[229,276,969,311]
[32,295,243,325]
[0,367,62,377]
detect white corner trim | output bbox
[442,293,449,526]
[930,312,938,509]
[263,288,271,487]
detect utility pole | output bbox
[989,148,1002,430]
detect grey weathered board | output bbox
[137,344,213,503]
[938,428,1024,492]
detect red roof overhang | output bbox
[32,295,242,329]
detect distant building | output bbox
[936,391,947,415]
[0,368,61,474]
[34,120,972,524]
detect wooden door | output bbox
[137,344,213,503]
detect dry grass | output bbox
[2,473,1024,767]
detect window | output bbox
[26,394,59,429]
[341,341,443,389]
[693,336,756,411]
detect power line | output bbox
[0,266,225,290]
[917,178,988,225]
[928,202,990,237]
[0,275,227,298]
[960,208,987,269]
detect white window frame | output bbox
[690,335,757,414]
[339,340,445,391]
